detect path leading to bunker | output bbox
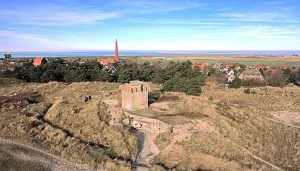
[0,138,104,171]
[134,131,151,171]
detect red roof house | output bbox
[97,58,115,64]
[191,61,208,72]
[265,68,273,73]
[199,61,208,72]
[7,66,15,71]
[279,65,288,70]
[141,56,151,60]
[33,57,47,66]
[97,58,115,69]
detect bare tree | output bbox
[266,70,287,86]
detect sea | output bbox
[0,50,299,58]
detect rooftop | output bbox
[129,80,148,86]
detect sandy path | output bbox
[267,118,300,129]
[134,131,151,171]
[223,137,285,171]
[0,138,104,171]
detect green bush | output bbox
[229,77,242,89]
[244,89,251,94]
[243,79,266,87]
[9,60,206,96]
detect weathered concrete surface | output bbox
[120,81,149,111]
[134,131,151,171]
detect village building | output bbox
[226,70,236,83]
[239,69,264,81]
[151,57,167,60]
[191,61,208,72]
[4,54,12,60]
[227,70,234,77]
[280,65,288,70]
[141,56,151,60]
[2,54,12,66]
[108,66,117,75]
[265,68,273,73]
[33,57,47,66]
[97,58,115,69]
[120,81,149,111]
[292,67,299,73]
[97,39,120,69]
[227,74,236,83]
[212,63,222,71]
[256,64,270,71]
[225,64,233,69]
[7,66,15,71]
[234,65,241,70]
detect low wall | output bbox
[124,111,170,134]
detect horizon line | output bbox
[1,49,300,53]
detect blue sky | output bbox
[0,0,300,51]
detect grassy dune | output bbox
[0,81,137,171]
[0,149,51,171]
[153,80,300,171]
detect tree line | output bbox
[1,60,205,96]
[229,67,300,88]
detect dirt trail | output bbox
[267,118,300,129]
[133,131,152,171]
[0,138,104,171]
[224,137,285,171]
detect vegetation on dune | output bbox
[44,100,138,159]
[2,60,206,96]
[0,82,136,171]
[152,81,300,171]
[1,71,300,170]
[229,77,242,88]
[0,150,51,171]
[154,133,173,151]
[115,61,205,95]
[216,65,300,88]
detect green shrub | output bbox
[229,77,242,89]
[244,89,251,94]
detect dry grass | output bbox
[154,133,173,151]
[0,149,51,171]
[2,80,300,171]
[0,81,137,170]
[167,56,300,67]
[44,99,138,159]
[153,80,300,171]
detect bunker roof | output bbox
[129,80,148,86]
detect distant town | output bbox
[1,39,300,88]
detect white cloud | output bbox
[0,31,67,51]
[188,25,300,50]
[234,25,300,38]
[0,6,119,26]
[194,25,300,41]
[126,18,233,25]
[0,31,63,44]
[114,0,206,13]
[263,0,296,5]
[220,12,299,23]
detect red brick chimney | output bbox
[115,39,119,61]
